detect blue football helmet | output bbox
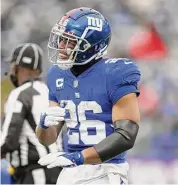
[48,7,111,70]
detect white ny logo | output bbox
[87,16,103,31]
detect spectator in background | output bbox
[1,43,62,184]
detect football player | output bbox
[36,7,141,184]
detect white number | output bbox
[63,100,106,145]
[78,101,106,145]
[105,58,132,64]
[87,16,103,31]
[64,100,79,144]
[105,58,118,64]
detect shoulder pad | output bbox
[47,65,59,76]
[105,58,140,75]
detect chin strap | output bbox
[54,44,108,70]
[55,59,74,70]
[95,45,108,60]
[73,45,108,66]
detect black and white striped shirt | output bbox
[1,79,62,168]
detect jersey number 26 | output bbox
[63,100,106,145]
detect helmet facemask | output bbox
[48,24,91,70]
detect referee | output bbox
[1,43,62,184]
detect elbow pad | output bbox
[94,120,139,162]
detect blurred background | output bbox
[1,0,178,184]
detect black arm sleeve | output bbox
[94,120,139,162]
[1,102,27,156]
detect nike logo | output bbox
[124,61,133,64]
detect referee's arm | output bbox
[1,92,27,158]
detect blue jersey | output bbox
[47,58,141,164]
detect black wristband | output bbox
[94,120,139,162]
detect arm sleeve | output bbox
[107,60,141,105]
[1,92,27,155]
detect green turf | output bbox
[1,77,14,117]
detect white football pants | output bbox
[56,162,129,184]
